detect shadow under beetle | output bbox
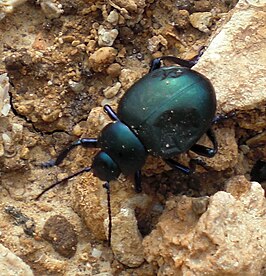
[36,53,219,246]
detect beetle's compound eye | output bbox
[92,151,121,181]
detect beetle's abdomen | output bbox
[117,66,216,158]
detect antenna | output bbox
[35,167,92,200]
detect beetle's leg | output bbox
[212,111,235,124]
[149,47,206,72]
[149,56,194,72]
[35,167,92,200]
[42,138,98,167]
[165,158,212,175]
[103,182,112,246]
[134,170,142,193]
[164,159,191,174]
[104,105,120,121]
[149,58,162,72]
[190,128,218,158]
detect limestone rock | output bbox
[143,178,266,275]
[0,243,34,276]
[110,207,145,267]
[194,0,266,129]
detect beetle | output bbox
[36,53,218,245]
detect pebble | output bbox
[0,73,11,117]
[189,12,213,33]
[98,26,119,47]
[103,82,121,99]
[107,63,122,78]
[42,215,78,258]
[0,244,34,276]
[89,47,118,72]
[40,1,64,19]
[107,10,119,25]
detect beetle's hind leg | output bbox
[134,170,142,193]
[164,159,191,174]
[164,128,217,175]
[190,128,218,158]
[164,158,213,175]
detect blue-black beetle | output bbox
[37,54,218,245]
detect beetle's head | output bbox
[91,151,121,181]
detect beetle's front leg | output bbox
[104,105,120,122]
[149,46,206,72]
[149,56,195,72]
[42,138,98,167]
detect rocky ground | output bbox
[0,0,265,275]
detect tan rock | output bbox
[194,1,266,128]
[143,179,266,275]
[88,47,118,72]
[0,244,34,276]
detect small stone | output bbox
[71,40,80,47]
[20,146,30,160]
[106,63,121,78]
[0,142,4,157]
[41,109,60,122]
[12,123,23,134]
[110,207,145,267]
[68,80,85,93]
[103,82,121,99]
[189,12,213,33]
[107,10,119,25]
[40,1,64,19]
[42,215,78,258]
[88,47,118,72]
[0,244,34,276]
[110,0,142,13]
[0,73,11,116]
[86,39,97,53]
[62,35,75,43]
[72,124,82,136]
[98,26,119,47]
[147,35,168,53]
[2,133,11,145]
[91,248,102,258]
[119,68,142,91]
[192,197,209,215]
